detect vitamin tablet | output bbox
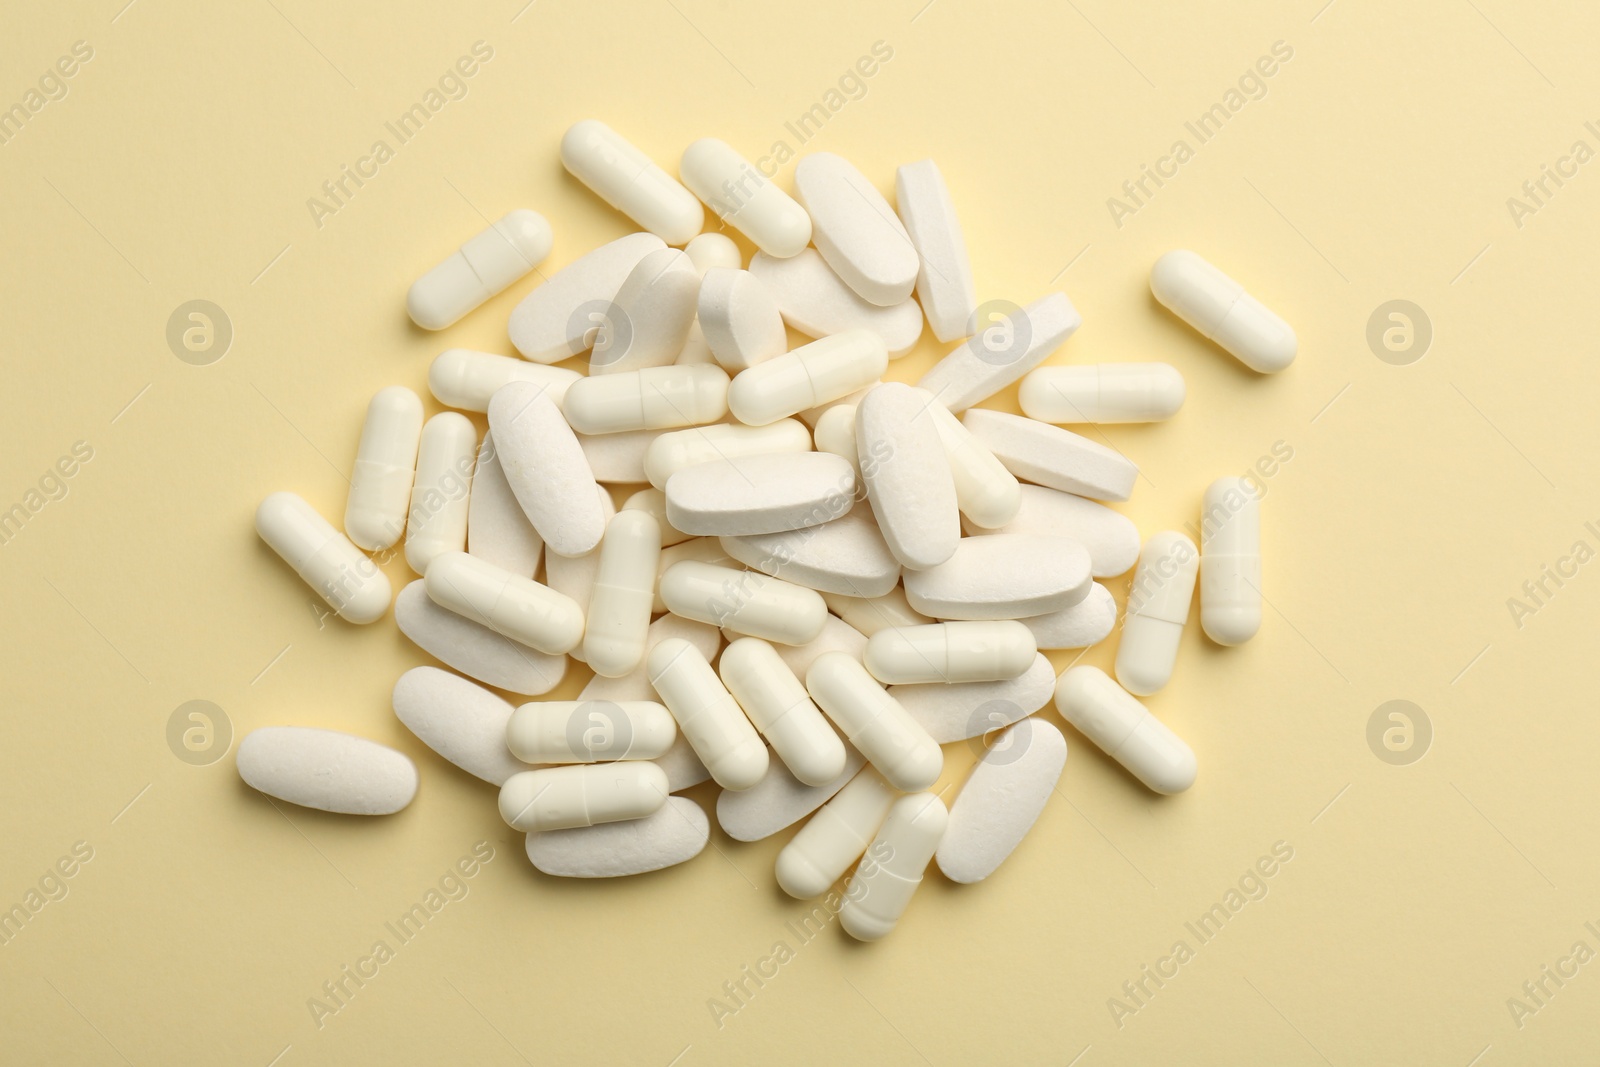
[976,484,1138,577]
[775,766,898,899]
[506,700,677,763]
[925,400,1021,529]
[728,329,889,426]
[583,510,663,677]
[424,550,584,655]
[508,232,664,363]
[903,533,1092,620]
[590,248,700,374]
[394,581,565,696]
[407,209,551,330]
[716,746,865,842]
[918,292,1080,412]
[560,120,703,245]
[526,796,709,878]
[345,386,424,552]
[1149,250,1296,373]
[1019,582,1117,650]
[647,637,769,790]
[960,408,1137,502]
[644,419,811,489]
[487,381,606,557]
[256,491,391,624]
[466,436,543,577]
[1020,363,1186,424]
[719,508,901,598]
[391,666,529,785]
[1199,476,1262,645]
[564,363,730,434]
[937,718,1065,883]
[820,588,932,636]
[890,653,1055,744]
[499,762,668,831]
[864,621,1037,685]
[856,383,960,569]
[1055,665,1195,794]
[794,152,918,306]
[805,651,942,792]
[237,727,417,814]
[680,138,812,257]
[428,349,580,414]
[697,267,788,372]
[404,411,476,574]
[840,793,947,941]
[720,637,849,786]
[748,249,924,358]
[895,160,978,343]
[1115,531,1199,696]
[575,427,665,484]
[660,560,826,645]
[664,451,856,537]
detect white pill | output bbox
[621,487,694,546]
[720,637,849,786]
[1150,250,1296,373]
[560,120,703,245]
[890,653,1055,744]
[748,249,924,358]
[921,400,1020,530]
[865,621,1037,685]
[806,652,942,792]
[1200,477,1262,646]
[581,614,722,704]
[1020,363,1186,424]
[1020,582,1117,650]
[895,160,978,343]
[720,508,900,598]
[651,537,735,614]
[407,210,551,330]
[237,727,417,815]
[653,734,714,793]
[769,614,869,678]
[584,510,663,677]
[508,232,665,363]
[590,248,700,375]
[976,484,1138,577]
[729,329,889,426]
[404,412,476,574]
[856,383,959,569]
[428,349,580,414]
[466,435,543,577]
[506,700,676,763]
[918,293,1081,412]
[820,588,931,636]
[960,408,1138,502]
[811,404,859,475]
[903,534,1092,620]
[776,766,898,898]
[647,637,769,790]
[1055,666,1195,794]
[346,386,423,552]
[937,718,1065,883]
[565,364,729,434]
[717,745,865,842]
[840,793,947,941]
[697,268,787,372]
[488,381,606,556]
[424,551,584,654]
[679,138,812,257]
[394,581,566,696]
[661,560,826,645]
[665,451,856,536]
[499,762,668,831]
[256,492,390,624]
[794,152,918,307]
[543,489,616,646]
[391,666,528,785]
[576,428,664,484]
[526,796,709,878]
[1115,531,1199,696]
[797,386,876,429]
[684,232,741,274]
[644,419,811,489]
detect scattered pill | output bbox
[256,491,391,624]
[424,550,584,655]
[820,588,932,636]
[975,483,1138,577]
[508,232,665,363]
[890,653,1055,744]
[526,796,709,878]
[895,160,978,343]
[717,745,865,842]
[865,621,1037,685]
[576,427,665,484]
[769,614,870,678]
[466,435,543,577]
[408,209,552,330]
[937,718,1065,883]
[1020,363,1186,424]
[564,363,729,434]
[590,247,700,374]
[684,232,741,274]
[1055,665,1195,794]
[903,533,1092,621]
[644,419,811,490]
[719,508,901,598]
[428,349,581,414]
[961,408,1138,502]
[647,637,769,790]
[394,581,566,696]
[680,138,812,257]
[581,613,722,705]
[1115,531,1199,696]
[1150,250,1296,373]
[1199,477,1262,646]
[925,400,1021,530]
[1018,582,1117,650]
[840,792,947,941]
[775,766,898,898]
[806,652,942,792]
[728,329,889,426]
[237,727,417,815]
[620,487,694,546]
[560,120,703,245]
[583,510,663,677]
[918,292,1081,412]
[664,451,856,537]
[856,382,960,569]
[487,381,606,556]
[506,700,677,763]
[499,761,669,831]
[748,249,924,358]
[391,666,529,785]
[795,152,918,307]
[720,637,850,786]
[660,560,826,645]
[404,411,476,574]
[346,386,424,552]
[698,267,788,372]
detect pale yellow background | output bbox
[3,0,1597,1063]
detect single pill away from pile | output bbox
[659,560,827,645]
[391,666,529,786]
[840,792,948,941]
[1199,476,1262,646]
[864,621,1037,685]
[1115,531,1199,696]
[719,637,848,786]
[256,491,391,624]
[428,349,581,415]
[345,386,424,552]
[404,411,476,575]
[499,762,669,832]
[237,727,417,815]
[560,119,704,246]
[680,138,812,258]
[1055,666,1195,795]
[936,717,1066,884]
[895,159,978,343]
[775,766,898,899]
[583,509,663,678]
[487,381,607,557]
[856,382,960,570]
[407,209,552,330]
[525,796,709,878]
[563,363,729,434]
[728,329,889,426]
[424,551,584,655]
[508,232,664,363]
[647,638,770,790]
[1149,250,1296,373]
[505,700,677,763]
[806,652,943,792]
[794,151,919,307]
[1019,363,1187,424]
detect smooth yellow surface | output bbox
[3,1,1598,1063]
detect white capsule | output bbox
[769,614,870,678]
[820,588,931,636]
[576,428,664,484]
[864,621,1037,685]
[407,210,552,330]
[404,412,476,574]
[424,550,583,654]
[1020,363,1187,424]
[508,232,665,363]
[644,419,811,489]
[729,329,889,426]
[961,408,1138,502]
[856,383,959,569]
[794,152,918,306]
[903,534,1093,621]
[499,762,668,831]
[840,793,947,941]
[466,435,543,577]
[894,159,978,343]
[487,381,606,556]
[506,700,676,763]
[564,364,729,434]
[391,666,530,786]
[684,232,741,274]
[890,654,1056,744]
[1150,250,1296,373]
[748,249,924,358]
[1115,531,1199,696]
[806,652,942,792]
[918,292,1081,412]
[660,560,826,645]
[394,581,565,696]
[621,487,693,546]
[720,638,848,786]
[651,537,735,614]
[647,638,769,790]
[720,508,901,598]
[582,613,723,705]
[664,451,856,537]
[427,349,580,414]
[812,404,859,475]
[345,386,423,551]
[583,510,663,677]
[257,492,391,624]
[1200,477,1262,645]
[698,268,788,372]
[560,120,703,245]
[978,484,1139,578]
[679,138,812,257]
[238,727,417,815]
[1055,666,1195,794]
[776,766,898,898]
[590,248,700,375]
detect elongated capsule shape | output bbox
[856,383,959,570]
[256,492,391,624]
[864,621,1036,685]
[812,404,859,474]
[407,210,552,330]
[720,638,848,786]
[806,652,942,791]
[728,329,888,426]
[424,550,583,654]
[840,793,947,941]
[498,762,668,831]
[564,364,729,434]
[560,120,704,245]
[428,350,580,414]
[680,138,812,257]
[404,412,476,574]
[1020,363,1187,424]
[925,401,1020,529]
[488,382,606,557]
[660,561,826,645]
[506,700,677,763]
[1150,250,1296,372]
[1055,666,1195,793]
[776,767,898,898]
[584,510,663,677]
[1115,532,1199,696]
[644,419,812,489]
[647,638,769,790]
[345,386,424,551]
[1200,477,1262,645]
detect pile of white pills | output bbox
[244,119,1293,941]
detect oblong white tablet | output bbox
[917,292,1081,412]
[407,210,552,330]
[403,411,476,575]
[645,419,812,489]
[679,138,812,257]
[576,428,664,484]
[728,330,889,426]
[508,232,666,363]
[960,408,1138,502]
[665,451,856,536]
[1200,476,1262,646]
[466,435,543,577]
[1149,250,1296,373]
[975,484,1139,577]
[488,381,606,556]
[1055,665,1196,794]
[506,700,676,763]
[564,363,729,434]
[795,152,918,307]
[660,560,826,645]
[525,796,709,878]
[346,386,424,552]
[391,666,528,785]
[820,588,931,636]
[589,248,700,374]
[716,746,866,842]
[584,509,663,678]
[1116,531,1199,696]
[237,727,418,815]
[903,534,1093,620]
[748,249,924,358]
[428,350,580,414]
[895,160,978,343]
[720,509,900,598]
[1020,582,1117,650]
[1019,363,1186,424]
[394,581,566,696]
[937,717,1066,883]
[560,120,703,245]
[698,268,787,372]
[889,653,1056,744]
[769,614,869,678]
[856,382,959,569]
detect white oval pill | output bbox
[590,248,700,374]
[647,637,769,790]
[775,766,898,898]
[856,383,959,569]
[644,419,811,490]
[621,487,693,546]
[407,210,551,330]
[542,489,615,657]
[918,292,1081,412]
[1020,582,1117,650]
[895,160,978,343]
[890,653,1056,744]
[404,412,476,574]
[903,534,1093,620]
[237,727,417,814]
[1115,531,1199,696]
[506,700,676,763]
[720,637,849,786]
[769,614,869,678]
[1200,476,1262,646]
[975,484,1139,578]
[1055,665,1195,794]
[795,152,918,306]
[256,492,391,624]
[1020,363,1187,424]
[840,793,947,941]
[937,718,1066,883]
[820,588,931,636]
[560,120,703,245]
[960,408,1138,502]
[576,428,665,484]
[811,403,859,476]
[525,796,709,878]
[698,268,787,372]
[466,435,543,578]
[720,508,900,598]
[488,381,606,556]
[428,349,581,414]
[716,745,866,842]
[391,666,529,785]
[729,329,889,426]
[1150,250,1296,373]
[565,363,729,434]
[346,386,424,552]
[583,510,663,677]
[806,652,942,792]
[864,621,1037,685]
[425,551,584,654]
[394,581,566,695]
[508,232,665,363]
[684,232,741,274]
[665,451,856,536]
[680,138,812,257]
[660,560,826,645]
[925,400,1020,530]
[499,762,668,831]
[748,249,924,358]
